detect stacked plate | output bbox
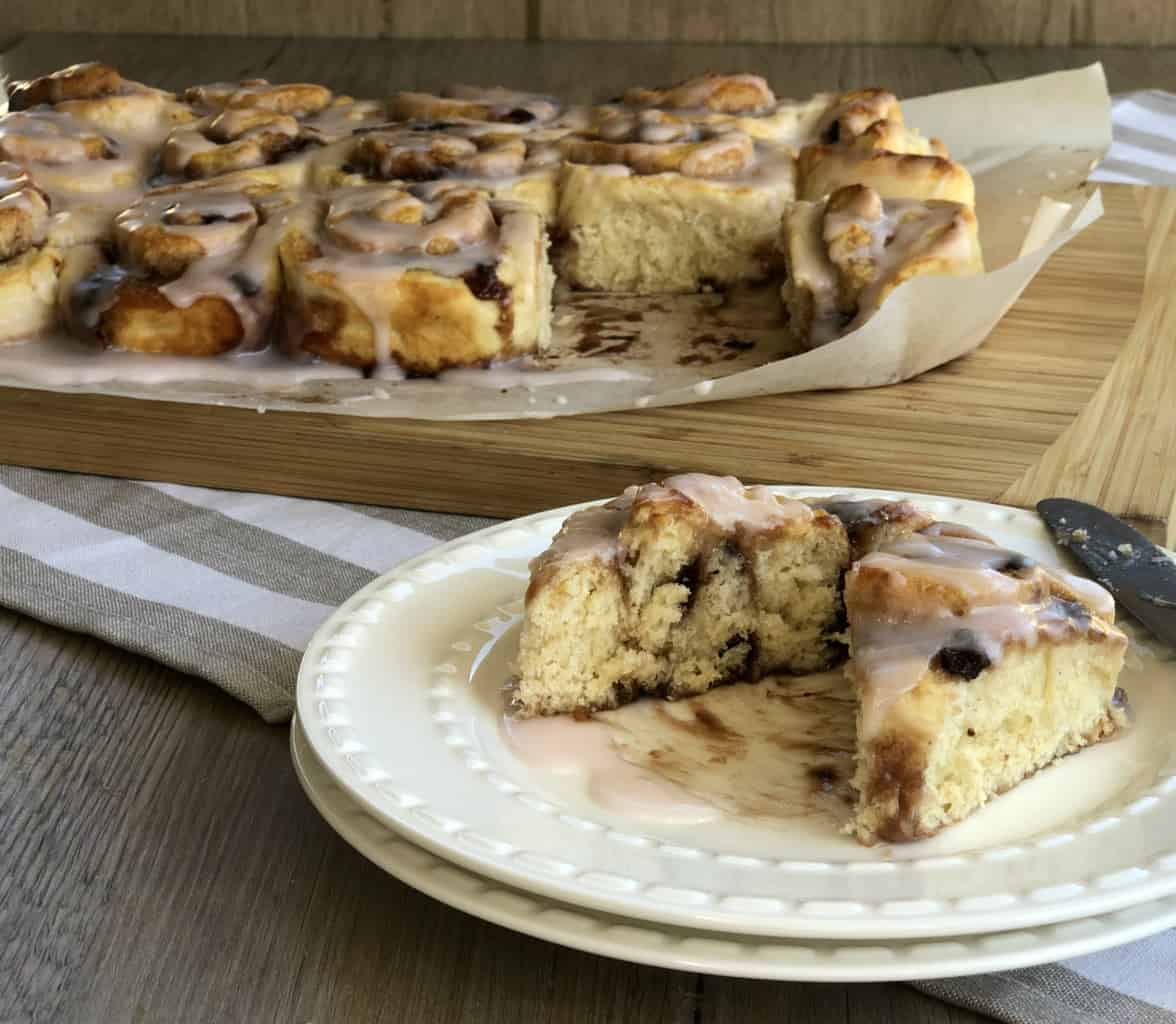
[293,487,1176,981]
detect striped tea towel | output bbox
[3,90,1176,1024]
[1092,90,1176,185]
[0,464,493,723]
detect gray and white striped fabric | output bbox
[2,92,1175,1024]
[0,464,493,723]
[1093,90,1176,185]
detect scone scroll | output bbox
[0,163,64,343]
[309,125,561,223]
[846,525,1128,844]
[279,184,553,373]
[780,184,983,347]
[513,474,850,717]
[556,115,795,293]
[67,182,287,355]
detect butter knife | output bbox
[1037,498,1176,647]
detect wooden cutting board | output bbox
[2,184,1173,539]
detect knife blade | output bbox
[1037,498,1176,648]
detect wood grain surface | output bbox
[0,175,1145,519]
[4,0,1176,44]
[538,0,1176,46]
[0,182,1155,522]
[1,36,1172,1024]
[1002,186,1176,547]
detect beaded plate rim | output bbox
[295,485,1176,941]
[291,715,1176,981]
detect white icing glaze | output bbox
[392,85,562,128]
[302,98,387,143]
[857,536,1028,604]
[0,108,152,246]
[825,194,975,330]
[527,474,814,578]
[644,473,814,531]
[528,497,633,576]
[0,163,49,247]
[597,82,834,145]
[562,124,795,189]
[0,330,361,385]
[160,110,302,179]
[850,528,1126,738]
[284,185,519,365]
[625,73,777,114]
[501,712,720,825]
[789,187,977,346]
[1052,568,1117,620]
[921,521,994,542]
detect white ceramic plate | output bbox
[296,487,1176,941]
[292,716,1176,981]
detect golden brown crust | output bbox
[797,146,975,205]
[860,708,1123,843]
[817,88,902,143]
[622,73,777,114]
[856,730,930,843]
[780,184,982,347]
[0,111,115,164]
[162,109,307,181]
[561,131,755,178]
[96,279,245,356]
[386,87,560,127]
[0,164,51,262]
[279,186,547,373]
[388,94,508,123]
[808,497,935,559]
[8,62,130,109]
[0,245,64,342]
[183,79,333,118]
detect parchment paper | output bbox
[0,64,1113,421]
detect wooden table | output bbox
[3,34,1173,1023]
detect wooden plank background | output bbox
[3,0,1176,44]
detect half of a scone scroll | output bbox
[279,184,553,373]
[556,115,795,293]
[513,473,851,717]
[846,524,1128,844]
[780,184,983,347]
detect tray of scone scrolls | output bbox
[0,61,1111,419]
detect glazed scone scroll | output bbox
[387,85,564,129]
[0,163,64,342]
[513,473,851,717]
[159,108,318,188]
[66,181,288,355]
[846,526,1128,844]
[780,184,983,347]
[0,107,150,247]
[279,185,553,373]
[608,76,941,152]
[556,114,795,293]
[7,62,196,141]
[797,135,975,205]
[309,125,561,222]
